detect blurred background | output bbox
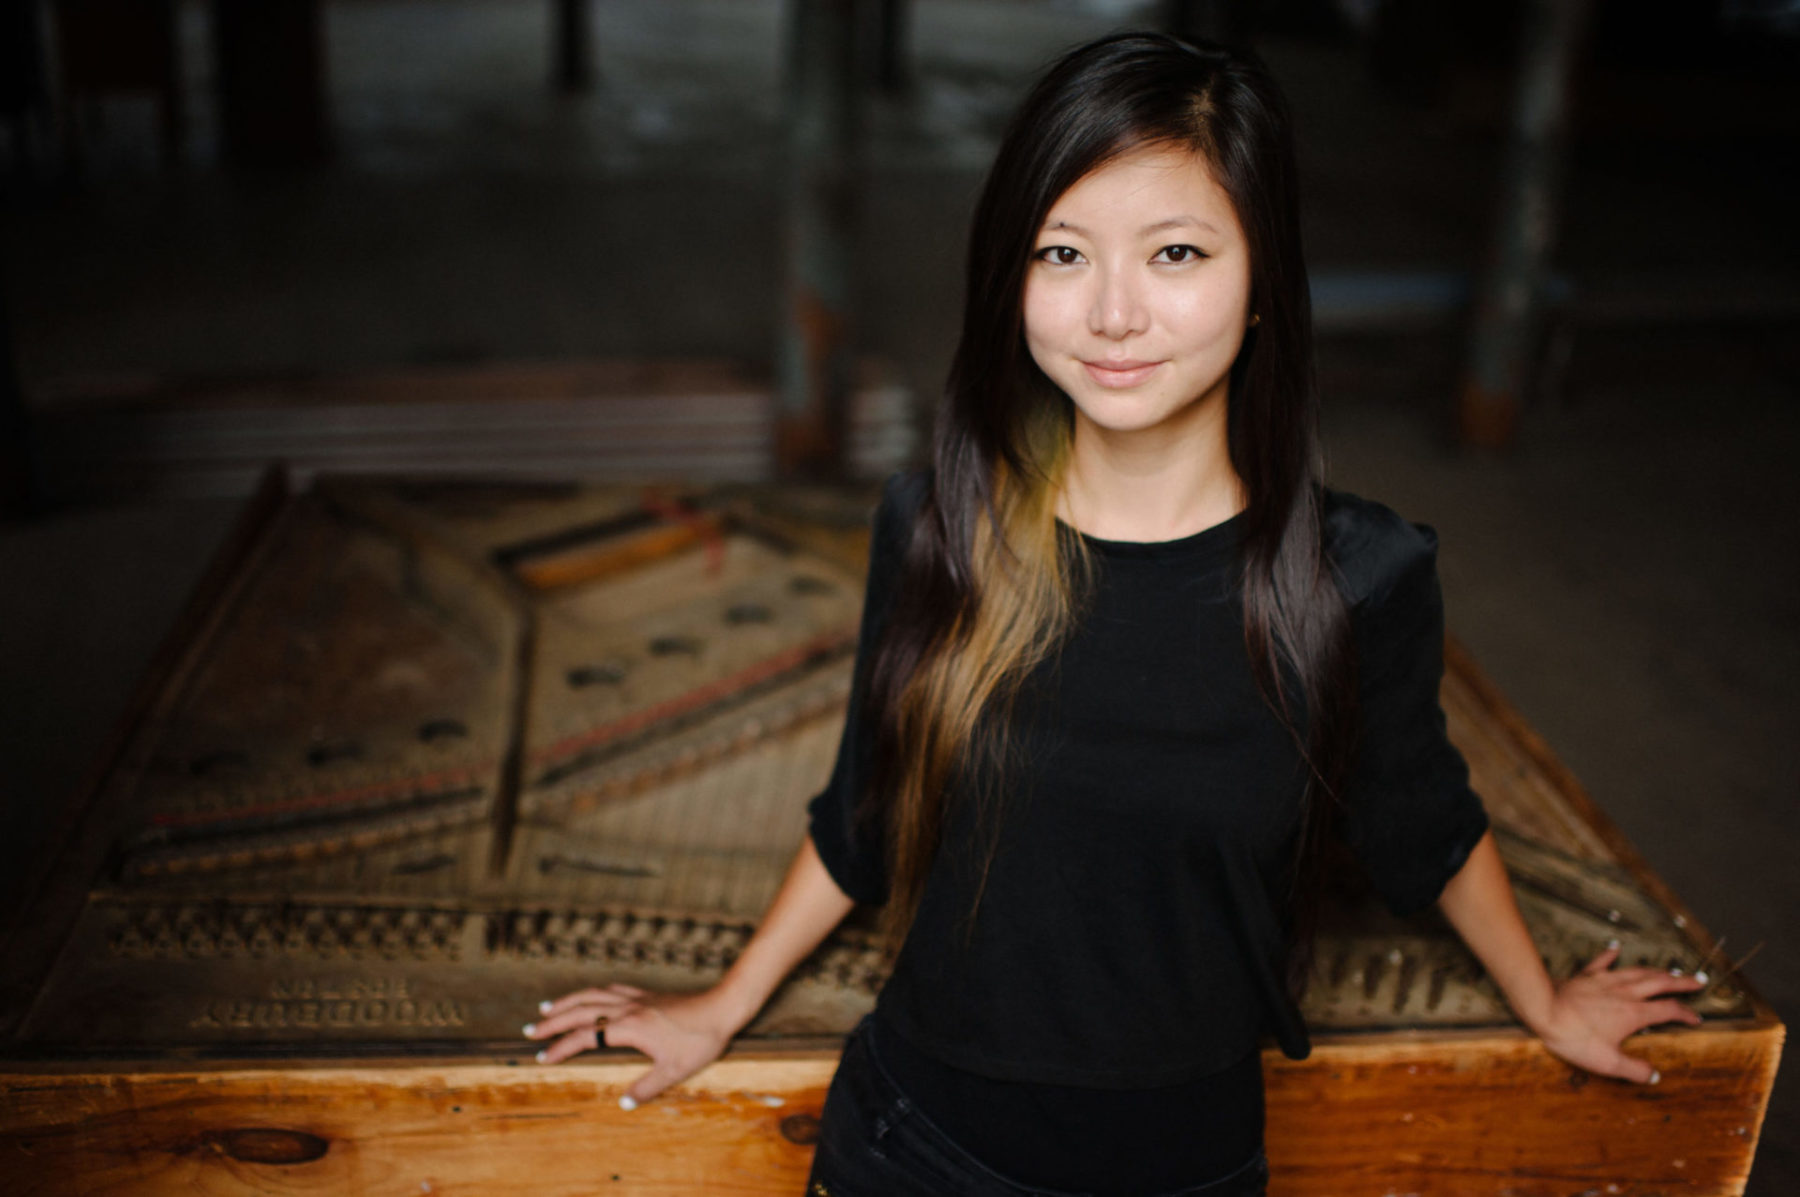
[1,0,1795,1186]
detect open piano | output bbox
[0,472,1782,1195]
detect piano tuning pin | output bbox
[567,664,627,688]
[725,603,773,625]
[1363,954,1386,1000]
[306,740,363,767]
[1426,964,1451,1011]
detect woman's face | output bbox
[1022,142,1253,445]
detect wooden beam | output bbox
[0,1024,1780,1195]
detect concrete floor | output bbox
[4,0,1796,1189]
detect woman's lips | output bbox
[1082,359,1162,388]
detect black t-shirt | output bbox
[807,469,1490,1174]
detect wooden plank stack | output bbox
[30,359,918,501]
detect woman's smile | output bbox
[1081,358,1165,388]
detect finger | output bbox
[537,988,639,1019]
[1587,1044,1660,1086]
[1634,999,1705,1032]
[536,987,611,1016]
[1620,972,1709,1000]
[535,1027,600,1066]
[599,1016,647,1054]
[625,1058,689,1106]
[1580,945,1621,976]
[607,983,647,999]
[526,1000,637,1041]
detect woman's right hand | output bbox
[525,983,741,1107]
[523,836,856,1106]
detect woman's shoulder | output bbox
[1321,488,1441,611]
[873,467,934,539]
[866,467,935,568]
[878,467,934,519]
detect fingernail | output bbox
[1694,970,1710,985]
[619,1095,638,1112]
[1605,938,1620,951]
[535,1050,547,1064]
[522,1023,536,1036]
[539,1000,553,1014]
[1649,1069,1661,1085]
[1669,967,1684,977]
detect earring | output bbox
[1248,313,1262,327]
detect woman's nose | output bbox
[1087,267,1147,340]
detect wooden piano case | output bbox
[0,472,1781,1195]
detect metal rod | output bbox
[776,0,857,481]
[0,263,33,517]
[871,0,909,93]
[552,0,594,94]
[1457,0,1595,448]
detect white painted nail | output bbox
[1694,971,1710,985]
[539,1000,554,1014]
[619,1095,638,1112]
[1669,967,1684,977]
[1649,1070,1661,1085]
[522,1023,536,1036]
[535,1050,547,1064]
[1605,938,1620,951]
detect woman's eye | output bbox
[1035,246,1083,266]
[1154,244,1206,264]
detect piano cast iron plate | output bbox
[0,473,1781,1197]
[0,475,1765,1056]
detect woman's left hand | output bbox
[1530,944,1707,1084]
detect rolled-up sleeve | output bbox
[806,470,925,906]
[1334,510,1490,917]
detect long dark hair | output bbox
[864,32,1355,1001]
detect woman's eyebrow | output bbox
[1038,217,1222,238]
[1141,216,1221,237]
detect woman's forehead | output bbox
[1041,144,1238,234]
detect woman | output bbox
[525,33,1705,1196]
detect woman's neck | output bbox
[1056,404,1245,543]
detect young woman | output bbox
[526,33,1705,1196]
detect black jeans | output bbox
[805,1018,1271,1197]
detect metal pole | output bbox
[776,0,856,480]
[871,0,909,94]
[553,0,594,94]
[1456,0,1593,448]
[0,271,35,517]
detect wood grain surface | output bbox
[1,1024,1782,1196]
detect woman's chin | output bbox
[1068,393,1204,440]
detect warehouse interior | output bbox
[2,0,1795,1189]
